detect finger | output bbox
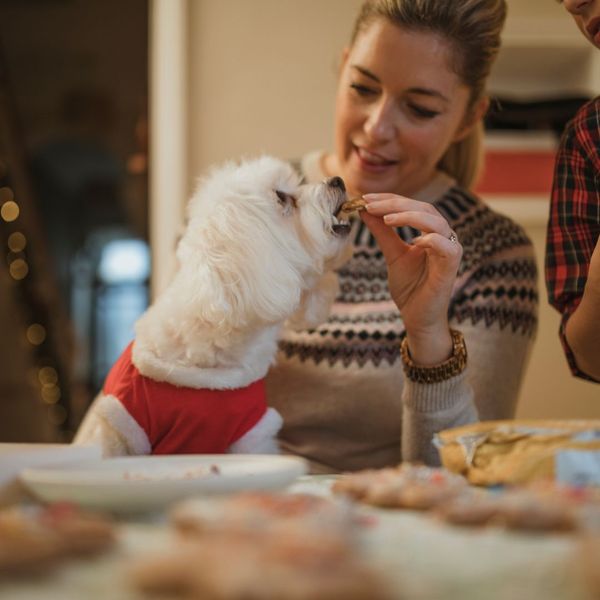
[413,232,463,263]
[364,194,440,216]
[380,211,452,236]
[360,211,411,264]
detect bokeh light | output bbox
[9,258,28,279]
[8,232,26,252]
[41,384,61,404]
[39,366,58,385]
[26,323,46,345]
[1,200,19,222]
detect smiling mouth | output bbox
[355,146,397,167]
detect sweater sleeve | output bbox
[401,369,477,465]
[401,252,538,466]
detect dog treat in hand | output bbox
[339,196,367,215]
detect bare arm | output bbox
[565,238,600,381]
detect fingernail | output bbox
[383,214,392,223]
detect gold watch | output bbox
[400,329,467,384]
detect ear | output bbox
[452,97,490,143]
[276,190,297,217]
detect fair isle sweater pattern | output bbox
[278,185,538,368]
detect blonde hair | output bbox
[350,0,507,188]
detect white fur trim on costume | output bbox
[227,407,282,454]
[92,394,152,455]
[131,340,273,390]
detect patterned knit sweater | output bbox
[265,151,538,473]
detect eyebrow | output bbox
[351,65,450,103]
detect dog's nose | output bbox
[327,176,345,191]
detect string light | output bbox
[1,200,19,222]
[39,366,58,385]
[41,384,61,404]
[1,154,70,438]
[7,231,26,252]
[26,323,46,345]
[9,257,28,280]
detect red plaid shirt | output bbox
[545,96,600,382]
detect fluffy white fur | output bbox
[75,156,352,456]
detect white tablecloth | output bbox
[0,475,593,600]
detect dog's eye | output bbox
[275,190,297,208]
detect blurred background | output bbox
[0,0,149,440]
[0,0,598,444]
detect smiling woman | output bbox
[325,22,483,198]
[265,0,539,473]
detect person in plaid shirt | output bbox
[545,0,600,382]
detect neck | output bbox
[132,288,281,390]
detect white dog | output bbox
[74,156,352,456]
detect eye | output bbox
[275,190,296,205]
[350,83,378,98]
[407,103,440,119]
[275,190,297,216]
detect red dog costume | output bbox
[75,342,282,456]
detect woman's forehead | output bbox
[348,20,464,94]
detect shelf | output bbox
[490,45,595,99]
[491,2,598,99]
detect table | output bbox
[0,475,594,600]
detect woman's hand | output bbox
[361,193,462,366]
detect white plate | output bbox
[20,454,307,513]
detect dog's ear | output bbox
[275,190,297,217]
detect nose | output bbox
[563,0,591,13]
[364,98,395,142]
[327,176,345,191]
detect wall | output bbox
[513,220,600,419]
[151,0,599,421]
[186,0,362,183]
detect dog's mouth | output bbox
[332,202,352,236]
[321,176,352,237]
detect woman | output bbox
[266,0,538,472]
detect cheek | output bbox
[335,95,361,137]
[406,119,462,159]
[402,126,444,158]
